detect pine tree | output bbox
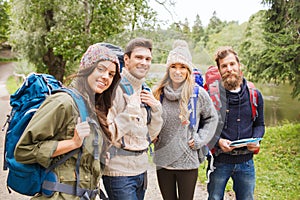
[250,0,300,99]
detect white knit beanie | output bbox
[166,40,193,72]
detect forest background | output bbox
[0,0,299,100]
[0,0,299,199]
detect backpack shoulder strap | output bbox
[208,80,222,111]
[246,81,258,121]
[119,77,151,124]
[188,85,200,130]
[142,82,151,92]
[205,66,222,111]
[52,88,88,122]
[119,77,134,95]
[62,88,88,122]
[159,92,164,103]
[142,83,152,125]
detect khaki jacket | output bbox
[15,92,102,199]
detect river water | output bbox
[256,82,300,126]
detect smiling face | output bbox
[169,63,189,90]
[87,60,117,94]
[218,53,242,90]
[124,47,152,79]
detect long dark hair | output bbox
[70,61,121,141]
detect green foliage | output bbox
[182,18,190,37]
[145,77,159,89]
[0,0,10,43]
[6,75,23,94]
[239,10,266,80]
[206,22,247,58]
[191,14,205,45]
[8,0,156,81]
[5,59,36,94]
[193,43,214,67]
[14,59,36,75]
[246,0,300,100]
[4,0,298,100]
[206,11,225,35]
[203,11,225,47]
[198,123,300,199]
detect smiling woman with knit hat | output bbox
[14,43,121,199]
[153,40,218,200]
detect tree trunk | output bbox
[42,9,65,82]
[43,48,66,82]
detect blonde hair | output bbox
[153,67,194,124]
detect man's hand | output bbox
[140,89,159,108]
[218,138,236,152]
[247,142,260,152]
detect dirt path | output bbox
[0,60,233,199]
[144,163,211,199]
[0,62,30,199]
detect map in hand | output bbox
[229,138,263,147]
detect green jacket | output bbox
[15,92,102,199]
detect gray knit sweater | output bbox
[153,84,218,169]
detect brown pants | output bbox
[156,168,198,200]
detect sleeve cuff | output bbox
[37,140,58,168]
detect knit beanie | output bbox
[79,43,120,71]
[166,40,193,72]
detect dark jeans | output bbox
[102,172,146,200]
[156,168,198,200]
[207,159,255,200]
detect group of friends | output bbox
[14,37,265,200]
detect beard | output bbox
[221,71,242,90]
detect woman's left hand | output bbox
[188,139,195,149]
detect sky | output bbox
[149,0,269,27]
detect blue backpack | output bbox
[2,73,106,198]
[192,68,204,87]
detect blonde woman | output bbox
[153,40,218,200]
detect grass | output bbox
[197,123,300,200]
[254,123,300,199]
[0,57,17,62]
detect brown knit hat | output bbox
[166,40,193,72]
[79,43,120,71]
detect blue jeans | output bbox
[207,159,255,200]
[102,172,146,200]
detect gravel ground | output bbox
[0,58,234,200]
[0,62,29,200]
[144,163,210,200]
